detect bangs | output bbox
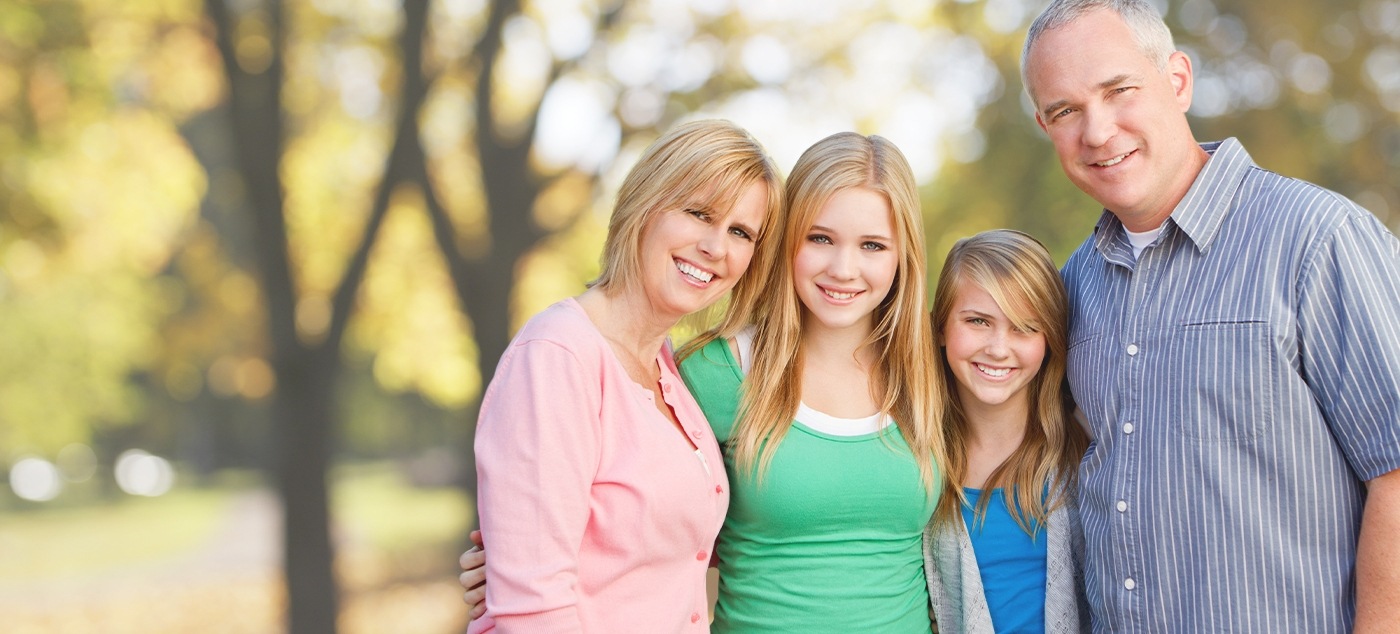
[972,270,1046,335]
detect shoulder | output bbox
[679,334,742,377]
[1240,169,1380,234]
[505,298,607,366]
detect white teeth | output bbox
[1096,153,1128,167]
[823,288,857,300]
[977,363,1010,378]
[676,260,713,283]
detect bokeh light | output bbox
[114,449,176,497]
[10,456,63,502]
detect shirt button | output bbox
[696,551,708,561]
[663,382,672,393]
[1122,422,1135,434]
[691,613,701,623]
[1116,500,1128,512]
[692,429,704,439]
[1124,577,1136,590]
[1126,344,1139,356]
[715,485,723,494]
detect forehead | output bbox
[811,187,892,228]
[951,274,1036,321]
[1024,9,1154,103]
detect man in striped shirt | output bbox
[1021,0,1400,631]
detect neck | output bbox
[1119,144,1211,233]
[799,314,878,369]
[961,393,1030,450]
[578,286,672,362]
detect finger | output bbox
[470,600,487,620]
[464,586,485,606]
[459,569,486,591]
[470,529,484,548]
[459,547,484,570]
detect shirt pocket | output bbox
[1155,320,1275,443]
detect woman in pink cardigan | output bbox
[467,119,784,633]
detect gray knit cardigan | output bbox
[922,478,1091,633]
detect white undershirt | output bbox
[732,326,890,437]
[1123,224,1165,259]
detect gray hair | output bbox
[1021,0,1177,95]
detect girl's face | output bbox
[941,277,1047,413]
[791,187,899,333]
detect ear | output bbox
[1167,50,1194,113]
[1034,111,1049,134]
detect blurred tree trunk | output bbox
[203,1,437,631]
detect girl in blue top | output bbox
[922,229,1091,633]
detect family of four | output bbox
[458,0,1400,631]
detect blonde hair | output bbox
[592,119,784,316]
[930,229,1089,535]
[727,132,944,492]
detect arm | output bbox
[1355,468,1400,631]
[474,339,600,632]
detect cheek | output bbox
[730,242,757,275]
[792,246,821,282]
[874,257,899,292]
[941,327,975,361]
[1022,337,1048,371]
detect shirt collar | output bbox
[1092,137,1255,259]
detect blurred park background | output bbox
[1,0,1396,631]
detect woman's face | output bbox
[941,277,1047,413]
[791,187,899,334]
[636,180,769,322]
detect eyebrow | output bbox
[808,224,893,242]
[957,308,994,319]
[1040,73,1134,118]
[732,219,758,236]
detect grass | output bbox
[332,461,474,554]
[0,462,474,581]
[0,461,477,634]
[0,484,230,582]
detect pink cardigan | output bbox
[468,298,729,633]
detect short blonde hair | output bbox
[592,120,783,298]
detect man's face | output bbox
[1024,9,1201,231]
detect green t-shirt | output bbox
[679,338,938,634]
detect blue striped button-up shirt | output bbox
[1062,138,1400,632]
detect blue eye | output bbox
[807,234,832,245]
[729,226,754,241]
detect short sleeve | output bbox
[1297,210,1400,481]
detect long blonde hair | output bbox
[930,229,1089,534]
[727,132,943,492]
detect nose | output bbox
[826,246,858,280]
[697,226,728,260]
[1082,106,1117,148]
[984,330,1010,358]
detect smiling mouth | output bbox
[821,287,862,301]
[675,259,714,283]
[975,363,1011,378]
[1093,151,1133,168]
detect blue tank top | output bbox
[961,487,1048,633]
